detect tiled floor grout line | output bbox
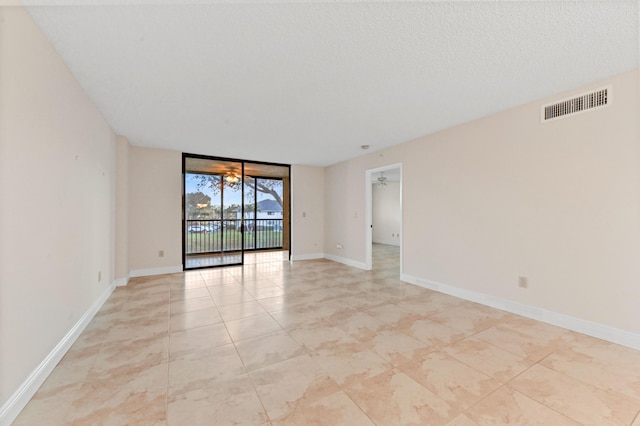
[226,324,273,425]
[213,262,302,425]
[496,360,582,425]
[341,390,379,426]
[165,285,173,426]
[15,246,640,425]
[171,268,271,424]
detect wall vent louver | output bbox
[541,86,610,123]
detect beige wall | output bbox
[372,182,401,246]
[291,165,325,259]
[325,148,405,264]
[325,69,640,336]
[126,155,323,268]
[0,4,117,407]
[128,146,182,273]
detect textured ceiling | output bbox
[21,1,639,167]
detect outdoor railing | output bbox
[185,219,283,254]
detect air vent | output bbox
[541,86,610,122]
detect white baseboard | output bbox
[129,265,183,278]
[0,282,115,426]
[113,275,130,287]
[290,253,325,261]
[324,254,367,270]
[400,273,640,351]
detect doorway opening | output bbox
[182,154,290,270]
[365,163,402,276]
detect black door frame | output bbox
[182,153,291,270]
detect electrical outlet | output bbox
[336,244,343,249]
[98,271,101,282]
[518,276,528,288]
[159,250,165,257]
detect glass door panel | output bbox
[243,162,288,252]
[221,164,243,258]
[184,156,243,268]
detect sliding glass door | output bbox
[183,156,244,268]
[183,155,290,270]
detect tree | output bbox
[245,177,283,209]
[190,175,283,209]
[186,191,211,209]
[244,203,256,218]
[185,192,212,219]
[224,203,241,218]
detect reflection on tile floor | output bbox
[185,250,288,269]
[14,244,640,425]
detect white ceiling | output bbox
[21,1,639,167]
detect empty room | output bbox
[1,1,640,425]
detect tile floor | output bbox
[14,245,640,425]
